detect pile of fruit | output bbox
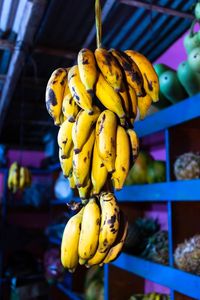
[129,293,170,300]
[174,152,200,180]
[45,0,159,272]
[7,161,32,193]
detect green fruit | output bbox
[188,47,200,73]
[147,160,166,184]
[195,2,200,19]
[154,63,173,77]
[159,70,188,104]
[184,32,200,55]
[177,60,200,96]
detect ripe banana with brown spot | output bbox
[102,210,128,264]
[61,207,84,272]
[62,82,79,122]
[91,141,108,195]
[59,147,73,178]
[95,73,126,123]
[127,129,139,165]
[112,126,130,191]
[68,65,93,114]
[77,177,92,199]
[138,93,152,120]
[78,48,98,95]
[128,85,138,122]
[73,128,95,187]
[78,197,101,262]
[95,110,117,173]
[68,172,76,189]
[98,192,120,253]
[72,105,100,154]
[125,50,159,102]
[94,47,123,92]
[45,68,68,126]
[86,246,110,267]
[110,49,144,97]
[57,119,74,158]
[118,82,130,117]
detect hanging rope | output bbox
[95,0,102,48]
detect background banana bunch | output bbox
[129,293,170,300]
[7,161,32,193]
[45,45,159,271]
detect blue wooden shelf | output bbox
[115,179,200,202]
[111,253,200,299]
[49,237,61,245]
[56,283,84,300]
[134,94,200,138]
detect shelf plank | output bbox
[49,237,61,245]
[134,94,200,137]
[56,283,83,300]
[115,179,200,201]
[112,253,200,299]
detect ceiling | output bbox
[0,0,195,150]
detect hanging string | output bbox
[95,0,102,48]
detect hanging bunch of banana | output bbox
[7,161,32,193]
[45,0,159,271]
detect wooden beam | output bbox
[82,0,116,48]
[119,0,194,19]
[0,0,47,132]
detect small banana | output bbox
[68,65,93,114]
[126,129,139,164]
[78,48,98,94]
[62,82,79,122]
[86,246,110,267]
[96,110,117,173]
[19,167,26,190]
[72,105,100,154]
[8,162,19,192]
[94,47,123,92]
[112,126,130,191]
[59,147,73,178]
[91,141,108,195]
[78,197,101,262]
[57,119,74,158]
[110,49,144,97]
[138,93,152,120]
[68,172,76,189]
[128,85,138,122]
[45,68,68,125]
[61,207,84,272]
[125,50,159,102]
[119,82,130,117]
[73,128,95,187]
[102,210,128,264]
[95,73,126,123]
[98,192,120,253]
[77,177,92,199]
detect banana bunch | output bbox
[7,162,32,193]
[130,293,170,300]
[61,192,128,272]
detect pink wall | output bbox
[7,149,45,168]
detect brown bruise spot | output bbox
[96,218,100,225]
[103,239,108,247]
[111,228,117,233]
[110,137,115,147]
[69,97,73,105]
[61,154,67,159]
[79,224,81,230]
[100,163,104,168]
[121,166,126,172]
[53,80,58,84]
[99,113,106,134]
[83,157,87,163]
[82,58,89,65]
[46,89,58,110]
[144,73,153,91]
[107,214,116,225]
[87,151,90,159]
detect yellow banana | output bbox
[73,128,95,187]
[59,147,73,178]
[119,82,130,117]
[94,47,123,92]
[95,73,126,123]
[95,110,117,173]
[61,207,84,272]
[78,197,101,262]
[45,68,68,126]
[91,141,108,195]
[77,177,92,199]
[102,210,128,264]
[112,126,130,190]
[8,162,19,191]
[72,105,100,154]
[128,85,138,122]
[110,49,144,97]
[68,65,93,114]
[78,48,98,94]
[98,192,120,253]
[62,84,79,122]
[138,93,152,120]
[57,119,74,158]
[68,172,76,189]
[86,246,110,267]
[19,167,26,190]
[125,50,159,102]
[126,129,139,164]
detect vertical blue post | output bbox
[104,264,109,300]
[165,129,174,300]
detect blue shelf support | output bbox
[104,264,109,300]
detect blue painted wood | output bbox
[112,254,200,299]
[115,179,200,201]
[49,237,61,246]
[56,283,83,300]
[104,264,109,300]
[134,95,200,137]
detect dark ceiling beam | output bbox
[0,0,47,133]
[82,0,116,48]
[119,0,194,19]
[0,74,47,86]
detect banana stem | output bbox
[95,0,102,48]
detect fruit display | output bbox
[84,266,104,300]
[44,0,159,272]
[174,235,200,275]
[125,151,166,185]
[7,161,32,193]
[44,248,65,284]
[174,152,200,180]
[129,293,170,300]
